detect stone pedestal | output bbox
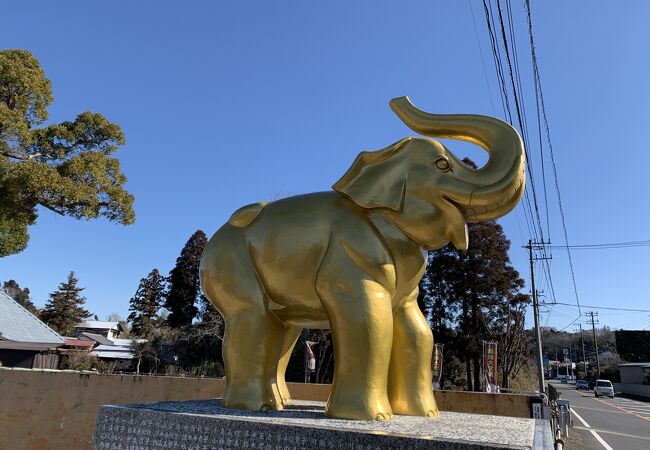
[93,399,552,449]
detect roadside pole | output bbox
[579,324,587,374]
[527,240,545,393]
[586,312,601,378]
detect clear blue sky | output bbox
[2,1,649,331]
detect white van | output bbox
[594,379,614,398]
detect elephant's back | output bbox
[245,192,358,309]
[200,191,371,318]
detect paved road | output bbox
[549,381,650,450]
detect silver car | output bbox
[594,379,614,398]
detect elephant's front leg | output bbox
[317,267,394,420]
[388,288,439,417]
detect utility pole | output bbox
[578,324,587,373]
[586,311,600,378]
[526,240,546,393]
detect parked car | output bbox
[576,379,589,390]
[559,375,568,383]
[594,379,614,398]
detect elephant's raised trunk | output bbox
[389,96,526,223]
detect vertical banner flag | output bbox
[483,341,498,393]
[431,343,444,389]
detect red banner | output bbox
[483,341,498,393]
[431,343,444,389]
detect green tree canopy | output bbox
[0,49,134,256]
[40,271,91,336]
[128,268,167,337]
[2,279,39,316]
[165,230,208,328]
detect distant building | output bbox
[75,321,123,339]
[587,350,618,367]
[77,332,115,346]
[91,337,146,371]
[0,291,64,369]
[619,363,650,385]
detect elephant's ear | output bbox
[332,138,411,212]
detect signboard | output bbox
[483,341,498,393]
[431,343,444,389]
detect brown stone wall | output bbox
[0,368,532,450]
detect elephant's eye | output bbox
[434,158,451,172]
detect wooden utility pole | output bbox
[586,311,600,377]
[578,324,587,373]
[526,240,545,393]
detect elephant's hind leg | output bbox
[222,309,285,411]
[387,288,438,417]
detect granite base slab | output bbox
[92,399,552,450]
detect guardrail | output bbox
[545,384,571,450]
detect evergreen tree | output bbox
[165,230,207,328]
[420,221,529,390]
[0,49,134,256]
[128,269,167,337]
[2,279,39,316]
[41,272,91,336]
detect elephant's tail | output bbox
[228,202,268,227]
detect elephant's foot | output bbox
[391,402,439,417]
[223,382,283,412]
[275,378,292,406]
[325,390,394,421]
[387,386,440,418]
[389,388,439,417]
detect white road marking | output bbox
[595,398,650,422]
[572,405,629,415]
[572,409,615,450]
[573,426,650,442]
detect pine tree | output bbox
[0,50,134,257]
[2,279,39,316]
[40,272,91,336]
[128,269,167,337]
[165,230,208,328]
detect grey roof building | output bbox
[0,291,63,344]
[0,291,63,369]
[75,320,122,339]
[78,331,114,346]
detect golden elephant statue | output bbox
[200,97,525,420]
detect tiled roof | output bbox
[0,291,64,344]
[63,338,96,348]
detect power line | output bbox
[495,0,546,243]
[525,0,581,317]
[549,239,650,249]
[479,2,559,324]
[495,1,559,311]
[481,0,543,252]
[468,0,498,116]
[540,301,650,313]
